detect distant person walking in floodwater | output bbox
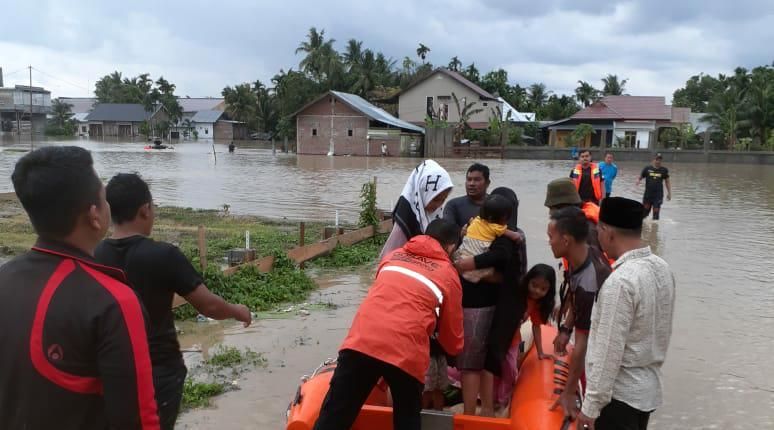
[380,160,453,261]
[637,154,672,221]
[598,152,618,199]
[569,149,604,205]
[228,142,235,153]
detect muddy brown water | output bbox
[2,138,773,428]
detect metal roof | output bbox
[177,98,224,112]
[85,103,153,122]
[330,91,424,133]
[72,112,90,122]
[191,109,224,123]
[498,97,535,122]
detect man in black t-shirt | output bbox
[547,206,611,419]
[637,154,672,220]
[95,173,251,430]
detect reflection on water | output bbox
[3,138,774,428]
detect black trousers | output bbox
[153,364,187,430]
[595,399,652,430]
[313,349,423,430]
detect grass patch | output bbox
[182,380,226,410]
[206,345,266,368]
[181,346,267,411]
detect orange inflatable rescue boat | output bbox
[286,326,581,430]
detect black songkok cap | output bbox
[599,197,644,230]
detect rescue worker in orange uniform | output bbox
[569,149,604,205]
[313,219,464,430]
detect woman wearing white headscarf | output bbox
[379,160,453,261]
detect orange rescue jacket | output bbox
[571,163,604,202]
[340,235,464,382]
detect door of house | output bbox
[118,124,132,137]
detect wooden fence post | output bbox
[299,222,306,269]
[198,225,207,270]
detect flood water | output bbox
[2,138,773,428]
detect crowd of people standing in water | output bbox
[0,145,675,430]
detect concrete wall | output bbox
[398,72,500,127]
[297,95,369,155]
[213,121,247,140]
[503,147,774,164]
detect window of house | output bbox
[81,126,87,132]
[205,128,208,135]
[312,128,318,136]
[426,96,434,118]
[348,129,353,137]
[624,131,636,148]
[483,102,488,107]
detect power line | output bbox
[30,67,91,92]
[2,67,28,78]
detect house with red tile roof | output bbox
[398,68,503,130]
[546,96,692,149]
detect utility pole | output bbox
[29,65,33,150]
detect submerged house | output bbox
[545,96,692,149]
[85,103,168,138]
[294,90,424,156]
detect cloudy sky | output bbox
[1,0,772,101]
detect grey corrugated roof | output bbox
[177,98,224,112]
[331,91,424,133]
[85,103,152,122]
[191,109,223,123]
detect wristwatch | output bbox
[558,325,573,336]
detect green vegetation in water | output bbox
[182,380,226,410]
[358,180,379,229]
[309,234,386,269]
[173,261,317,320]
[206,345,266,369]
[181,346,267,411]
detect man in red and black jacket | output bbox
[0,146,160,430]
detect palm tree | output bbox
[221,84,257,124]
[451,92,484,142]
[51,99,74,128]
[351,50,378,96]
[575,81,599,107]
[601,74,628,96]
[343,39,364,70]
[742,66,774,146]
[528,83,551,110]
[295,27,336,81]
[703,85,746,149]
[448,56,462,72]
[463,63,480,83]
[416,43,431,63]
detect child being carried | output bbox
[454,194,522,283]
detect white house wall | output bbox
[613,120,655,149]
[195,122,214,139]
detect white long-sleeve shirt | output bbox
[581,246,676,419]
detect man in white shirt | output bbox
[578,197,676,430]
